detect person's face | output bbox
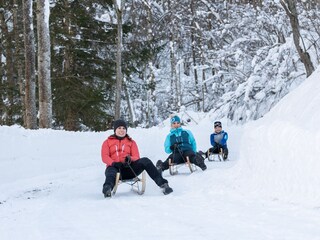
[115,126,127,137]
[214,125,222,133]
[171,122,181,129]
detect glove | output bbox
[124,155,131,166]
[214,144,223,154]
[112,162,123,169]
[216,143,222,149]
[170,143,179,151]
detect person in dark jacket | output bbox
[156,115,207,173]
[101,119,173,197]
[200,121,229,160]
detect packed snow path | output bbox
[1,124,319,240]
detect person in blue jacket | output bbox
[156,115,207,172]
[201,121,229,160]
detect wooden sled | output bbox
[208,148,228,161]
[168,156,196,175]
[112,171,146,196]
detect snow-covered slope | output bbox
[233,66,320,207]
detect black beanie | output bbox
[113,119,127,132]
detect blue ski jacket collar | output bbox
[170,126,183,134]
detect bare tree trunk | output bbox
[0,9,3,125]
[13,0,26,125]
[201,68,206,111]
[37,0,52,128]
[190,0,201,111]
[146,3,156,127]
[170,38,179,110]
[65,107,78,131]
[167,1,180,112]
[23,0,37,129]
[5,23,14,125]
[114,0,123,120]
[123,80,135,124]
[176,51,181,112]
[280,0,315,77]
[62,3,77,131]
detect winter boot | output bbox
[103,185,112,198]
[223,148,229,160]
[161,183,173,195]
[156,160,163,175]
[196,155,207,171]
[198,150,207,159]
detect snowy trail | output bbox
[1,121,320,240]
[1,161,320,240]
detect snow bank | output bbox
[235,66,320,207]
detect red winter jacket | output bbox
[101,134,140,167]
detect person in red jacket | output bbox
[101,119,173,197]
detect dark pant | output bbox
[205,145,228,158]
[206,145,228,157]
[161,149,203,170]
[103,157,168,190]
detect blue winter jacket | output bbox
[164,127,197,154]
[210,131,228,148]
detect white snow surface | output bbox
[1,67,320,239]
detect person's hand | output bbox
[124,155,131,165]
[170,143,180,151]
[112,162,123,169]
[216,143,222,149]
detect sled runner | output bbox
[168,156,196,175]
[112,171,146,196]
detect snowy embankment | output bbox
[233,66,320,207]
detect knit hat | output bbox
[113,119,127,132]
[214,121,222,128]
[170,115,181,124]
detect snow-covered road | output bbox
[1,122,319,240]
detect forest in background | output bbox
[0,0,319,131]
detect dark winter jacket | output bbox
[210,131,228,148]
[164,127,197,154]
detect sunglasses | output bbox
[172,122,180,125]
[214,125,222,128]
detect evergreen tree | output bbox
[50,0,116,131]
[0,1,24,126]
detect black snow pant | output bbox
[161,149,203,170]
[103,157,168,190]
[206,145,228,156]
